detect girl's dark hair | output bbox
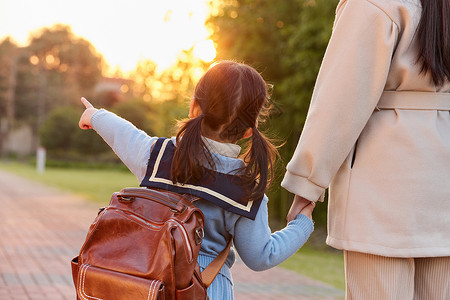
[416,0,450,86]
[171,61,277,201]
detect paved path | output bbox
[0,169,344,300]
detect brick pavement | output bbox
[0,169,344,300]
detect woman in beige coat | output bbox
[282,0,450,299]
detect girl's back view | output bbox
[79,61,314,299]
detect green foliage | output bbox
[111,99,155,135]
[152,99,189,137]
[0,38,19,154]
[208,0,338,226]
[39,106,109,156]
[11,49,38,126]
[39,106,80,151]
[127,49,207,137]
[4,25,103,131]
[277,0,337,133]
[27,24,103,93]
[72,129,111,156]
[0,25,108,159]
[0,38,18,120]
[129,60,158,102]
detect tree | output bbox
[39,106,80,152]
[39,106,109,157]
[128,48,210,137]
[277,0,337,141]
[111,99,155,135]
[0,38,19,155]
[207,0,338,223]
[14,24,104,133]
[207,0,299,80]
[27,24,103,92]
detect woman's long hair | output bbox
[416,0,450,86]
[171,61,278,202]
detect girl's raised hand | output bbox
[79,97,98,130]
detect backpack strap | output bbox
[181,186,233,287]
[201,239,232,288]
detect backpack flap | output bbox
[76,263,164,300]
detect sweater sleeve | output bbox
[281,0,398,201]
[233,196,314,271]
[90,109,157,182]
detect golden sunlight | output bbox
[0,0,215,75]
[193,40,216,62]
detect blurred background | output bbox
[0,0,344,288]
[0,0,342,284]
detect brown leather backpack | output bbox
[71,187,230,300]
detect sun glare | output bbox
[193,40,216,62]
[0,0,214,75]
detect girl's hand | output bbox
[299,201,315,221]
[287,195,315,222]
[79,97,98,130]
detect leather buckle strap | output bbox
[201,239,232,288]
[377,91,450,110]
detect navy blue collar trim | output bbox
[140,137,262,220]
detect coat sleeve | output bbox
[281,0,398,201]
[90,109,157,182]
[233,196,314,271]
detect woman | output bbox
[282,0,450,299]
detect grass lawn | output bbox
[0,160,345,290]
[280,246,345,290]
[0,161,138,204]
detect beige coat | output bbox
[281,0,450,257]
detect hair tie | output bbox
[199,114,205,119]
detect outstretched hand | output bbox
[79,97,98,130]
[287,195,315,222]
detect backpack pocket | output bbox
[75,262,165,300]
[175,268,207,300]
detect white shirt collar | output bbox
[202,136,241,158]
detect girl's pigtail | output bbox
[243,127,278,201]
[171,115,208,184]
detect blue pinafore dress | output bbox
[139,138,263,299]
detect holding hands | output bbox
[79,97,98,130]
[288,195,315,222]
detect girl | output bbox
[79,61,315,299]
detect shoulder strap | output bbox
[201,239,232,288]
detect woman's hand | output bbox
[287,194,315,222]
[79,97,98,130]
[299,200,315,221]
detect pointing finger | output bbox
[81,97,94,109]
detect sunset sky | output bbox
[0,0,216,74]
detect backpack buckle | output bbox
[97,207,106,215]
[195,227,204,245]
